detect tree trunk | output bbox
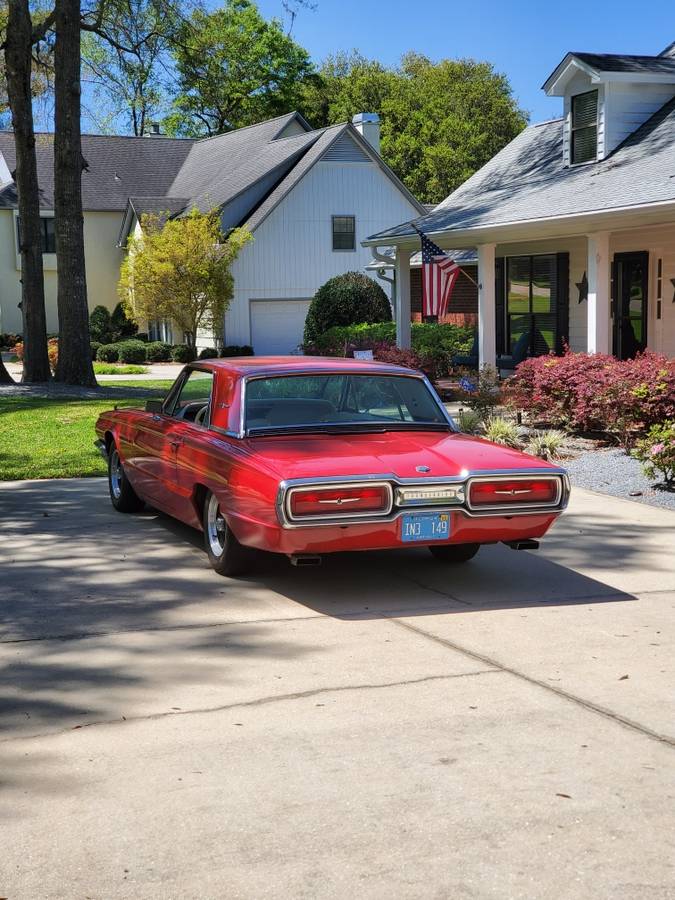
[0,354,14,384]
[4,0,51,383]
[53,0,96,386]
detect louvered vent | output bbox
[322,134,371,162]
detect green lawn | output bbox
[0,380,174,480]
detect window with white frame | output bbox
[332,215,356,251]
[16,216,56,254]
[570,90,598,164]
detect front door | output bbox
[612,252,648,360]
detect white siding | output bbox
[225,158,420,347]
[604,82,675,155]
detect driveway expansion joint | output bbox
[387,617,675,748]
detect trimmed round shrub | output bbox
[303,272,392,345]
[89,305,112,343]
[97,343,120,363]
[198,347,218,359]
[117,340,147,364]
[220,344,253,357]
[90,341,102,361]
[172,344,196,363]
[145,341,173,362]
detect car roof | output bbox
[198,356,425,378]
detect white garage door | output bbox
[250,299,311,356]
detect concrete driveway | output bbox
[1,479,674,899]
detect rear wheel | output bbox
[429,542,480,564]
[203,490,252,577]
[108,444,144,513]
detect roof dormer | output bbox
[543,46,675,165]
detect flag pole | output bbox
[412,222,479,289]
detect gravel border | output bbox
[564,448,675,511]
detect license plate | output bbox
[400,512,450,543]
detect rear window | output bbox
[245,373,448,433]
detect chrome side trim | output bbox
[275,468,570,528]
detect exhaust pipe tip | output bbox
[289,554,323,567]
[503,539,540,551]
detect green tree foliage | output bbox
[110,301,138,341]
[165,0,316,136]
[301,51,527,204]
[119,208,252,351]
[304,272,391,345]
[89,304,112,343]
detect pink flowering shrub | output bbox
[505,349,675,446]
[632,421,675,487]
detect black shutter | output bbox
[495,257,505,354]
[555,252,569,354]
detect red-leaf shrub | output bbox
[505,349,675,445]
[13,338,59,371]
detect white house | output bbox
[0,111,424,352]
[364,42,675,365]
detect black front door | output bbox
[612,252,648,360]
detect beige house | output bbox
[364,42,675,366]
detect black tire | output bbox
[429,542,480,564]
[203,490,252,576]
[108,442,145,513]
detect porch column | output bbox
[477,243,497,368]
[587,232,611,354]
[395,248,411,349]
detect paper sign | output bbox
[353,349,374,361]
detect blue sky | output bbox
[260,0,674,124]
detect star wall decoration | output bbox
[576,271,588,304]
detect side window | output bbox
[167,369,214,426]
[571,90,598,164]
[332,215,355,251]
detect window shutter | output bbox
[495,257,506,354]
[555,253,569,354]
[572,91,597,128]
[571,90,598,164]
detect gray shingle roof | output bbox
[0,132,193,210]
[572,52,675,74]
[366,94,675,243]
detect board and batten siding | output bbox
[224,156,421,348]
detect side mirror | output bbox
[145,399,163,413]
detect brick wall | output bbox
[410,265,478,327]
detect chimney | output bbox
[144,122,163,137]
[352,113,380,155]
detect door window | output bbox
[167,369,214,425]
[613,253,648,360]
[506,255,558,358]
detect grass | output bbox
[0,379,173,480]
[93,363,148,375]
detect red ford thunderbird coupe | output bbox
[95,357,569,576]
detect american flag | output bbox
[417,227,460,319]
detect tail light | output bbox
[288,484,392,520]
[469,477,560,509]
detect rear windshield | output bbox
[245,374,449,434]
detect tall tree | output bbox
[53,0,95,385]
[165,0,315,137]
[3,0,53,383]
[302,51,528,204]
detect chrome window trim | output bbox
[240,370,458,438]
[276,469,570,528]
[284,480,394,524]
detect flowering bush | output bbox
[632,421,675,487]
[14,338,59,371]
[505,350,675,445]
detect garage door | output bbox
[250,299,311,355]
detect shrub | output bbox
[456,366,502,422]
[632,421,675,488]
[527,429,566,460]
[456,409,483,434]
[110,301,138,342]
[198,347,219,359]
[371,346,422,370]
[116,340,147,364]
[506,349,675,445]
[145,341,173,362]
[220,345,254,357]
[303,272,392,345]
[484,416,522,448]
[97,343,120,363]
[89,305,113,343]
[0,333,21,349]
[90,341,102,361]
[172,343,196,363]
[136,332,149,342]
[93,363,147,375]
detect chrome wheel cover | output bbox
[206,493,227,557]
[110,449,123,499]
